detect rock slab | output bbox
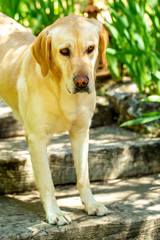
[0,126,160,194]
[1,174,160,239]
[0,99,24,138]
[106,82,160,134]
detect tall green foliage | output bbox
[23,0,75,35]
[0,0,21,19]
[0,0,76,35]
[106,0,160,95]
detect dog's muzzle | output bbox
[73,75,89,93]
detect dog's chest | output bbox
[60,92,96,128]
[48,92,96,134]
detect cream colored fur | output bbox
[0,13,108,225]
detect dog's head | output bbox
[31,15,108,94]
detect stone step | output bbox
[0,125,160,194]
[0,99,24,138]
[105,80,160,135]
[1,174,160,239]
[0,97,113,138]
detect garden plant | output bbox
[106,0,160,95]
[105,0,160,130]
[0,0,77,35]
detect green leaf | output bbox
[133,33,145,50]
[107,54,120,78]
[120,116,160,127]
[141,95,160,102]
[106,48,117,55]
[139,112,160,117]
[152,71,160,80]
[106,22,119,39]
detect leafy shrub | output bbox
[106,0,160,95]
[22,0,75,35]
[0,0,76,35]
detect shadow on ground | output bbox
[0,174,160,239]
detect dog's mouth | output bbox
[67,87,91,94]
[73,86,91,94]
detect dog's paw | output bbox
[85,202,108,216]
[47,211,72,226]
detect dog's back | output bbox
[0,13,35,113]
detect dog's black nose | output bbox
[73,75,89,89]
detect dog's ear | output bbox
[99,26,109,68]
[31,31,52,77]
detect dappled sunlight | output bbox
[1,174,160,238]
[57,196,82,209]
[148,204,160,212]
[28,221,50,236]
[9,191,40,203]
[0,106,12,115]
[48,125,144,152]
[0,137,28,151]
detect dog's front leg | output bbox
[27,134,71,225]
[69,127,108,216]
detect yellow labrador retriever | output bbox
[0,13,108,225]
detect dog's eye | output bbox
[87,45,95,54]
[60,48,70,56]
